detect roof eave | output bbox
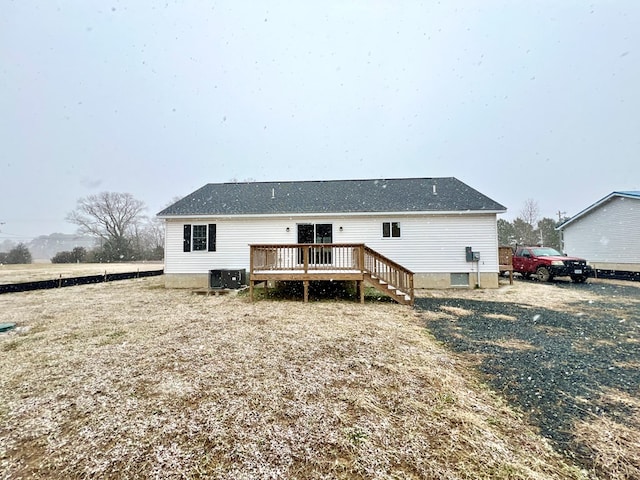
[157,209,505,220]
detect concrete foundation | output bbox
[164,273,209,289]
[165,272,500,290]
[413,272,499,289]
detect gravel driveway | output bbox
[415,279,640,475]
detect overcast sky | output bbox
[1,1,639,241]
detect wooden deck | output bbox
[249,243,414,305]
[499,246,514,285]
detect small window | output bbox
[183,223,216,252]
[450,273,469,287]
[382,222,401,238]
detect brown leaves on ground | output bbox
[1,276,589,479]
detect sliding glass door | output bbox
[297,224,332,264]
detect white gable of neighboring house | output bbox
[559,192,640,270]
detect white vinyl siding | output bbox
[562,196,640,264]
[165,217,294,274]
[163,213,500,275]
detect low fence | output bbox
[0,269,164,294]
[593,269,640,282]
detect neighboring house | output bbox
[557,191,640,274]
[157,177,506,293]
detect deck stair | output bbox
[364,273,413,305]
[362,246,414,305]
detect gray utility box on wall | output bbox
[209,269,246,289]
[465,247,480,262]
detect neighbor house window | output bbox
[183,224,216,252]
[382,222,401,238]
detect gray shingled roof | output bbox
[157,177,506,217]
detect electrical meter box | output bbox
[465,247,473,261]
[465,247,480,262]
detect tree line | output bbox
[0,243,32,264]
[1,192,164,265]
[2,194,563,266]
[498,199,564,251]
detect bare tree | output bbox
[134,217,165,260]
[519,199,540,228]
[67,192,147,261]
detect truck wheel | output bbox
[536,266,552,282]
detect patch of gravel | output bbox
[416,279,640,478]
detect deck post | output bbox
[409,275,414,305]
[303,280,309,302]
[359,280,364,303]
[249,247,255,302]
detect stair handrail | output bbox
[363,245,414,305]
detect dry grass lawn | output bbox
[0,272,594,479]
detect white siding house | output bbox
[557,191,640,273]
[158,178,507,290]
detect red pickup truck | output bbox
[512,246,592,283]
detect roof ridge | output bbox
[213,177,451,186]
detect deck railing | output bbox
[250,243,414,304]
[363,245,414,303]
[250,243,364,272]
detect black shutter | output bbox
[208,224,216,252]
[183,224,191,252]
